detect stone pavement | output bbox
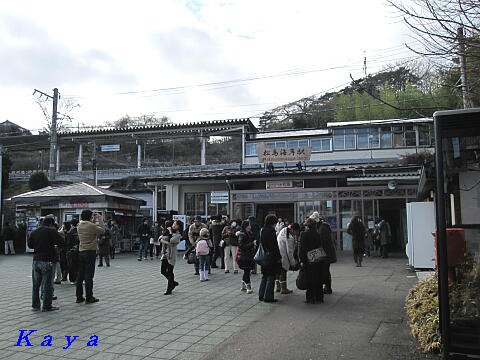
[0,252,438,360]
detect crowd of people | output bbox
[26,207,393,312]
[174,211,337,304]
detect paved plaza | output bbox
[0,251,437,360]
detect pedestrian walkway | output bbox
[0,252,437,360]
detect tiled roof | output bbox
[143,163,422,182]
[9,182,145,205]
[59,118,256,138]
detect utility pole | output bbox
[92,141,97,186]
[457,27,473,109]
[33,88,59,180]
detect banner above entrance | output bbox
[258,142,311,163]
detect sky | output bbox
[0,0,419,133]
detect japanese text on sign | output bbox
[257,142,311,163]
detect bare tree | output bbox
[388,0,480,58]
[34,96,80,133]
[107,114,170,128]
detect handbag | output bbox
[253,242,272,268]
[307,247,328,263]
[187,250,197,264]
[149,237,155,245]
[296,268,306,290]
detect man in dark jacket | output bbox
[3,222,15,255]
[28,217,64,312]
[137,218,151,261]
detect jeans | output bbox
[138,238,149,259]
[76,250,97,300]
[32,260,54,309]
[198,254,210,272]
[224,245,238,271]
[242,269,251,284]
[259,274,275,301]
[161,260,175,291]
[4,240,15,254]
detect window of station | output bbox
[266,141,286,149]
[380,127,393,148]
[185,193,206,216]
[418,125,432,147]
[245,143,257,156]
[393,126,416,147]
[311,138,332,152]
[287,139,309,148]
[333,129,356,150]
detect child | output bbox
[196,228,211,282]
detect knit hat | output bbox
[309,211,321,223]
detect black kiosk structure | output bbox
[434,108,480,359]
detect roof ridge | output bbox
[80,182,103,195]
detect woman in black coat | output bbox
[237,220,255,294]
[258,214,282,303]
[299,218,335,304]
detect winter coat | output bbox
[161,231,181,266]
[77,219,105,252]
[152,225,163,245]
[137,223,151,240]
[318,222,337,263]
[277,227,297,271]
[237,230,255,270]
[378,220,391,245]
[347,219,366,253]
[221,226,239,246]
[298,227,336,265]
[259,225,282,275]
[27,225,65,262]
[209,220,224,246]
[188,223,207,246]
[98,225,111,255]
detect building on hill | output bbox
[0,120,31,136]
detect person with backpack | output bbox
[196,228,211,282]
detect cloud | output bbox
[151,26,256,105]
[0,14,136,87]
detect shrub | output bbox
[28,171,50,190]
[405,274,441,353]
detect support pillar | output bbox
[56,148,60,173]
[153,184,158,223]
[78,144,83,172]
[137,142,141,169]
[200,133,206,166]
